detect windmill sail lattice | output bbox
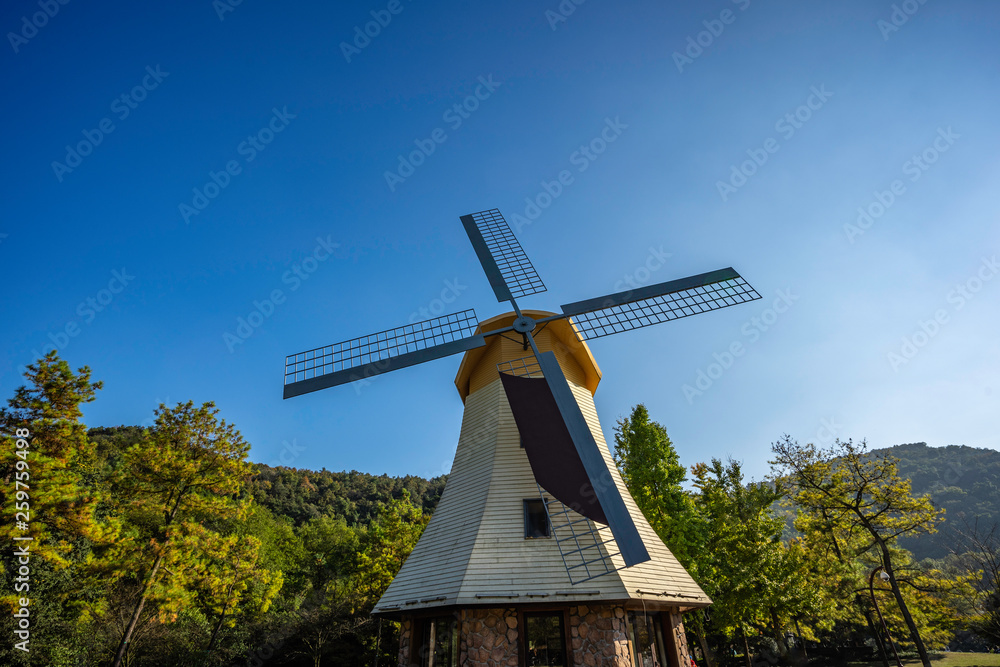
[282,206,763,584]
[283,310,484,399]
[461,209,546,301]
[498,353,650,566]
[561,267,760,339]
[540,491,622,586]
[499,355,629,584]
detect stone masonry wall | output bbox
[668,611,693,667]
[399,603,685,667]
[459,607,520,667]
[569,604,632,667]
[397,618,412,667]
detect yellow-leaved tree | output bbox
[771,436,948,667]
[110,400,256,667]
[0,353,122,666]
[0,352,119,573]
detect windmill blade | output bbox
[560,267,761,340]
[460,208,546,302]
[499,351,651,568]
[283,310,485,399]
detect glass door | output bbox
[629,612,668,667]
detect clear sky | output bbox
[2,0,998,483]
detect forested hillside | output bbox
[0,353,442,667]
[91,430,1000,561]
[4,352,998,666]
[884,442,1000,560]
[248,464,447,527]
[89,426,448,531]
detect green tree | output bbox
[692,459,790,665]
[957,521,1000,645]
[356,492,429,607]
[612,405,717,663]
[771,436,945,667]
[357,492,429,664]
[110,401,254,667]
[196,533,283,664]
[0,353,121,666]
[299,514,361,595]
[792,502,889,662]
[0,352,118,571]
[613,404,701,566]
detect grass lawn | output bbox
[849,654,1000,667]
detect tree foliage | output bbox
[0,353,121,666]
[614,404,701,568]
[771,436,949,667]
[0,355,433,666]
[953,520,1000,648]
[691,459,831,663]
[0,352,118,570]
[886,443,1000,560]
[1,356,991,666]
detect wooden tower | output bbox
[282,209,760,667]
[372,311,709,667]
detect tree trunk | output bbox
[697,629,714,667]
[861,604,890,667]
[741,628,752,667]
[770,608,788,656]
[205,578,237,658]
[878,540,931,667]
[793,618,808,662]
[834,515,888,667]
[113,491,185,667]
[111,551,164,667]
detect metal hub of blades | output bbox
[512,315,536,334]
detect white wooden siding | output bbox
[372,315,709,615]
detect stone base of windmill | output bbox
[395,603,691,667]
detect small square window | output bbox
[524,499,549,538]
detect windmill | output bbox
[282,209,761,667]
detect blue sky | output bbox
[2,0,998,483]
